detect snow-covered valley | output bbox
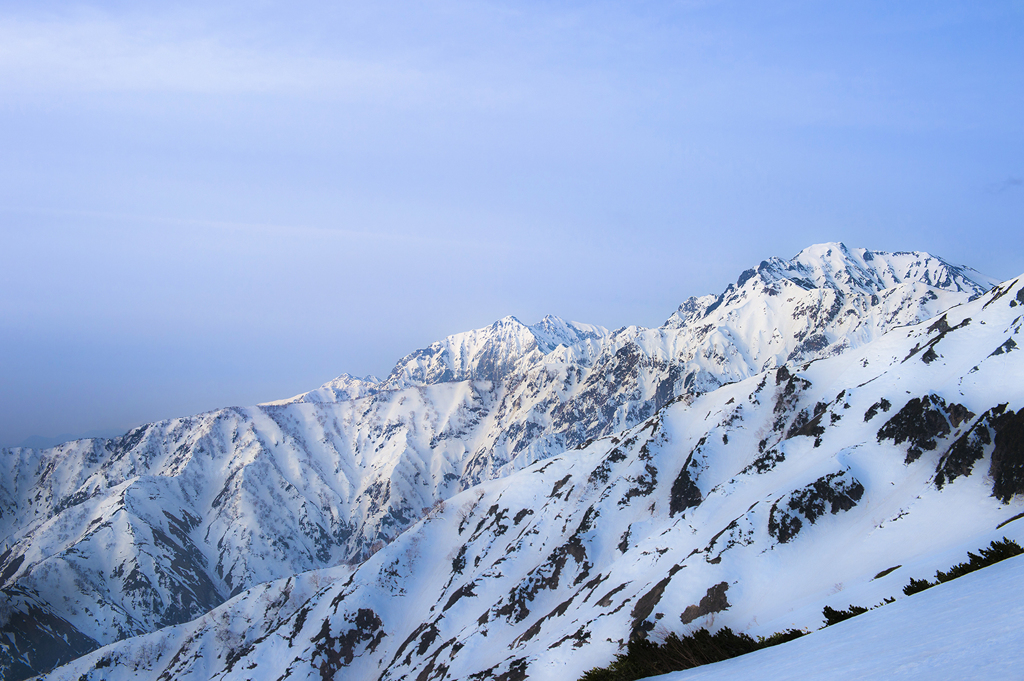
[2,243,1021,680]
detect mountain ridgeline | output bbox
[0,242,1013,680]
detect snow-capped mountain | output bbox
[37,268,1024,681]
[0,243,999,679]
[265,373,383,405]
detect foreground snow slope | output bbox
[40,272,1024,681]
[0,243,993,680]
[662,552,1024,681]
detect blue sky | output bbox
[1,1,1021,446]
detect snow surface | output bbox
[263,373,382,405]
[660,553,1024,681]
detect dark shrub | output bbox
[903,577,934,596]
[902,537,1023,598]
[757,629,807,647]
[935,537,1023,583]
[578,628,761,681]
[660,627,759,668]
[821,604,868,627]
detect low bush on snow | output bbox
[578,627,805,681]
[821,604,869,626]
[903,537,1023,595]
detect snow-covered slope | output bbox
[37,271,1024,681]
[0,243,998,679]
[264,373,383,405]
[660,553,1024,681]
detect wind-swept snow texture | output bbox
[34,268,1024,681]
[661,553,1024,681]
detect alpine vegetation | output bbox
[3,243,1022,681]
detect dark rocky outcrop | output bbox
[877,395,973,464]
[935,405,1008,489]
[669,454,703,516]
[990,408,1024,503]
[863,398,891,422]
[769,470,865,544]
[631,564,684,634]
[680,582,730,625]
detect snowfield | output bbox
[661,552,1024,681]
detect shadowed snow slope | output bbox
[36,271,1024,681]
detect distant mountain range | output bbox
[3,242,1019,681]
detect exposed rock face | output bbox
[935,404,1008,489]
[680,582,730,625]
[768,470,865,544]
[877,395,973,464]
[991,408,1024,503]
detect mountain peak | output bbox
[529,315,609,353]
[778,242,998,295]
[655,243,997,393]
[492,315,526,327]
[262,373,382,405]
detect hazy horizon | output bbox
[2,1,1022,447]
